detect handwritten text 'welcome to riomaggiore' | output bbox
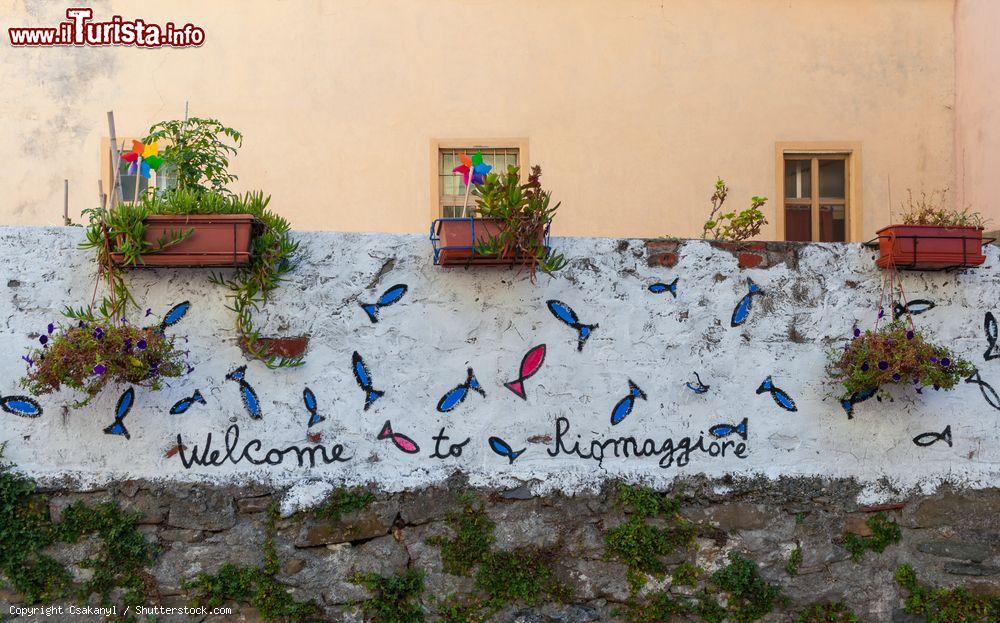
[173,417,748,470]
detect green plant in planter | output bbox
[473,165,566,279]
[144,117,243,193]
[828,320,974,403]
[20,322,185,407]
[701,178,768,242]
[899,188,987,228]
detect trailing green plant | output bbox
[711,552,782,623]
[786,545,803,575]
[671,561,700,587]
[353,569,426,623]
[311,488,374,522]
[828,320,973,400]
[184,504,320,622]
[473,164,566,279]
[618,589,726,623]
[842,512,901,561]
[899,188,987,228]
[797,602,859,623]
[19,321,185,407]
[701,178,768,242]
[434,594,490,623]
[144,117,243,193]
[895,564,999,623]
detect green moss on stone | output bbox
[311,488,374,522]
[895,564,1000,623]
[354,568,426,623]
[428,503,495,576]
[797,601,858,623]
[842,513,901,561]
[712,552,783,623]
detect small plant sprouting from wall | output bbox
[841,512,901,562]
[895,564,999,622]
[311,487,375,522]
[785,545,803,576]
[353,569,426,623]
[796,601,859,623]
[701,178,768,242]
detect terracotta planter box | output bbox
[875,224,986,270]
[110,214,256,267]
[241,335,309,359]
[431,218,548,266]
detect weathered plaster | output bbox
[1,228,998,504]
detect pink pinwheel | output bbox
[121,140,163,179]
[452,152,492,186]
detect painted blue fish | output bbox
[159,301,191,332]
[756,376,797,412]
[360,284,408,323]
[965,370,1000,411]
[226,365,262,420]
[0,393,42,418]
[731,278,764,327]
[893,299,935,320]
[352,351,384,411]
[708,417,747,440]
[610,379,647,425]
[436,368,486,412]
[103,387,135,439]
[169,389,205,415]
[648,278,679,298]
[303,387,325,427]
[686,372,710,394]
[985,312,999,361]
[488,436,525,464]
[546,300,598,351]
[840,387,877,419]
[913,424,952,448]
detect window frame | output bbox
[429,138,529,221]
[774,141,862,243]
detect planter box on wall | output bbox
[430,217,550,266]
[875,224,986,270]
[110,214,256,268]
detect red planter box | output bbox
[431,217,548,266]
[875,224,985,269]
[110,214,256,267]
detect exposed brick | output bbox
[738,253,764,269]
[648,251,678,267]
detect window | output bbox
[431,140,528,218]
[775,143,861,242]
[100,137,174,205]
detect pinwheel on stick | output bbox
[452,151,492,215]
[120,140,163,203]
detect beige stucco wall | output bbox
[955,0,999,221]
[0,0,957,239]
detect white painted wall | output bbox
[1,228,998,503]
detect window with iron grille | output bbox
[438,146,520,218]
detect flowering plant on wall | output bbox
[20,322,185,408]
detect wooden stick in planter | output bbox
[63,179,69,225]
[107,111,124,208]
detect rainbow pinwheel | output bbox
[452,152,492,186]
[121,140,163,179]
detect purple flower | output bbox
[145,308,152,317]
[878,308,885,319]
[930,357,939,364]
[92,364,106,375]
[21,355,33,367]
[892,373,901,381]
[38,335,47,345]
[906,330,914,340]
[933,383,940,391]
[186,364,195,374]
[92,327,104,340]
[47,323,54,334]
[861,363,870,372]
[853,327,861,338]
[123,338,132,352]
[878,361,889,371]
[941,358,951,367]
[136,339,147,351]
[916,387,923,394]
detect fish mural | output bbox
[610,379,647,425]
[158,301,191,332]
[985,312,999,361]
[488,436,525,464]
[756,376,797,412]
[504,345,546,400]
[377,420,419,454]
[0,393,42,418]
[965,370,1000,411]
[708,417,748,440]
[913,425,952,448]
[840,387,877,419]
[169,390,205,415]
[103,387,135,439]
[648,278,679,298]
[731,278,764,327]
[360,284,408,323]
[303,387,325,427]
[685,372,710,394]
[546,300,598,351]
[892,299,935,320]
[226,365,262,420]
[437,368,486,412]
[352,351,385,411]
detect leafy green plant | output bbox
[895,564,999,623]
[473,165,566,279]
[797,602,859,623]
[785,546,803,576]
[144,117,243,193]
[311,488,374,522]
[828,320,974,400]
[711,552,782,623]
[353,569,426,623]
[428,503,495,576]
[475,549,567,607]
[20,321,185,407]
[842,513,901,561]
[899,188,987,228]
[701,178,768,242]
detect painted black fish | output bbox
[546,300,598,351]
[840,387,877,419]
[103,387,135,439]
[985,312,999,361]
[226,365,262,419]
[648,278,679,298]
[965,370,1000,411]
[360,284,408,323]
[892,299,935,320]
[913,425,952,448]
[756,375,797,412]
[708,417,747,440]
[169,390,205,415]
[731,278,764,327]
[352,351,384,411]
[303,387,324,427]
[685,372,710,394]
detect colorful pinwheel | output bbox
[121,140,163,179]
[452,152,492,186]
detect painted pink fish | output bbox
[504,344,547,400]
[377,420,420,454]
